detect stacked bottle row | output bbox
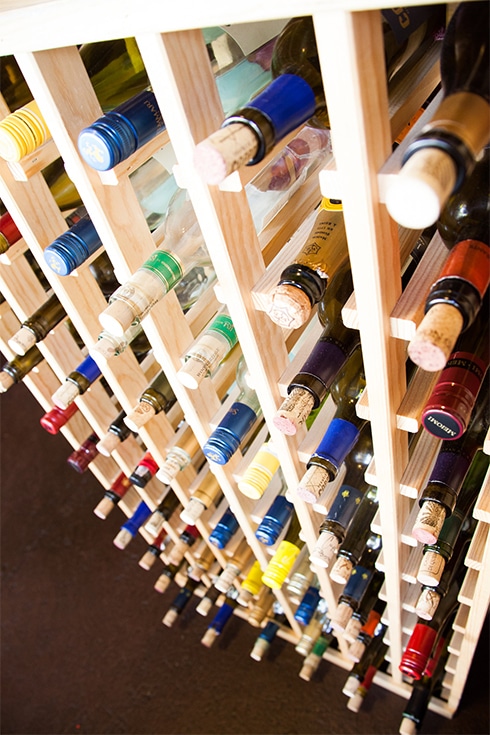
[0,3,488,728]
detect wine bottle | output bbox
[342,623,388,697]
[347,602,385,663]
[154,558,188,594]
[194,9,445,184]
[247,586,275,628]
[195,585,222,617]
[347,648,386,714]
[249,601,288,661]
[177,308,238,390]
[266,199,348,330]
[399,578,459,680]
[296,345,366,502]
[416,450,488,588]
[286,547,315,604]
[180,472,222,526]
[7,293,66,356]
[93,472,133,520]
[299,629,335,681]
[261,511,304,590]
[203,357,262,465]
[208,507,240,550]
[399,640,449,735]
[166,524,201,567]
[98,188,215,337]
[343,573,385,646]
[39,401,79,434]
[274,258,356,435]
[123,370,177,432]
[113,499,152,550]
[255,486,294,547]
[214,537,252,593]
[128,451,159,489]
[421,292,489,439]
[326,485,379,581]
[162,577,202,628]
[0,210,22,254]
[51,355,102,409]
[155,424,201,485]
[138,528,170,570]
[0,345,44,392]
[294,584,321,627]
[43,160,179,276]
[237,560,264,607]
[66,432,99,472]
[89,322,149,367]
[237,439,280,500]
[77,28,281,171]
[96,409,134,456]
[412,380,489,545]
[143,488,181,536]
[415,521,473,621]
[201,589,239,648]
[295,599,330,657]
[330,549,383,633]
[385,2,489,229]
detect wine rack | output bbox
[0,0,488,722]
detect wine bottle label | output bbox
[295,208,346,278]
[436,239,490,299]
[209,313,237,346]
[142,250,183,291]
[342,564,373,600]
[381,7,435,45]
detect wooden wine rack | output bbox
[0,0,488,721]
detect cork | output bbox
[330,601,353,632]
[98,299,135,337]
[154,574,172,594]
[201,627,219,648]
[343,616,363,644]
[309,531,340,569]
[0,372,15,392]
[250,637,270,661]
[273,388,315,435]
[385,147,457,229]
[113,528,133,550]
[93,495,115,519]
[297,465,330,504]
[347,690,365,713]
[330,556,354,585]
[180,497,206,526]
[267,284,312,329]
[412,500,446,545]
[196,596,214,617]
[51,381,79,410]
[96,432,121,457]
[8,327,36,355]
[408,303,464,372]
[124,402,156,431]
[417,550,446,587]
[193,123,259,185]
[162,608,179,628]
[399,718,417,735]
[139,550,157,571]
[415,587,441,620]
[348,639,366,663]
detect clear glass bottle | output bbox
[412,380,489,545]
[51,355,102,409]
[123,370,177,432]
[177,307,238,390]
[203,356,262,465]
[98,188,215,337]
[155,424,201,485]
[0,345,44,392]
[297,345,366,502]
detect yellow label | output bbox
[320,198,343,211]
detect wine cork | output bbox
[180,497,206,526]
[408,303,464,372]
[0,372,15,392]
[196,596,214,617]
[309,531,340,568]
[296,464,330,504]
[89,338,116,366]
[331,601,354,632]
[193,123,259,185]
[330,556,354,585]
[51,381,80,409]
[139,550,158,571]
[177,356,208,389]
[343,675,361,698]
[415,587,441,620]
[385,147,457,229]
[348,639,366,663]
[8,327,36,355]
[266,284,312,329]
[417,550,446,587]
[201,627,219,648]
[162,608,179,628]
[99,300,135,337]
[399,717,418,735]
[154,574,172,594]
[343,616,363,644]
[96,431,121,456]
[347,690,365,713]
[113,528,133,550]
[124,402,156,431]
[250,637,270,661]
[93,495,115,519]
[412,500,446,545]
[273,388,315,435]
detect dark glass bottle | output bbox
[138,528,169,571]
[51,355,102,409]
[249,602,288,661]
[0,345,44,392]
[343,623,389,698]
[162,577,202,628]
[154,559,188,595]
[412,380,489,545]
[93,472,133,520]
[66,433,99,473]
[166,524,201,567]
[144,488,181,536]
[96,410,134,456]
[194,9,445,183]
[416,450,488,588]
[343,575,385,647]
[113,500,152,550]
[128,451,159,488]
[386,2,489,230]
[123,370,177,432]
[330,548,383,633]
[399,578,459,680]
[309,426,375,567]
[297,345,366,501]
[39,401,79,434]
[201,589,239,648]
[328,486,379,582]
[295,599,330,657]
[399,641,449,735]
[266,199,348,330]
[294,584,321,626]
[8,293,66,355]
[347,600,385,663]
[208,507,240,550]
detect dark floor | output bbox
[1,381,489,735]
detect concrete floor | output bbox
[1,381,489,735]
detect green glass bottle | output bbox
[0,345,44,392]
[123,369,177,432]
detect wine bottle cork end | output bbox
[417,550,445,586]
[8,328,36,355]
[99,301,135,337]
[193,141,230,185]
[408,304,464,371]
[399,717,417,735]
[267,285,312,329]
[0,372,15,392]
[93,496,115,519]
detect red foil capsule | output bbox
[66,433,99,473]
[399,622,438,680]
[40,402,79,435]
